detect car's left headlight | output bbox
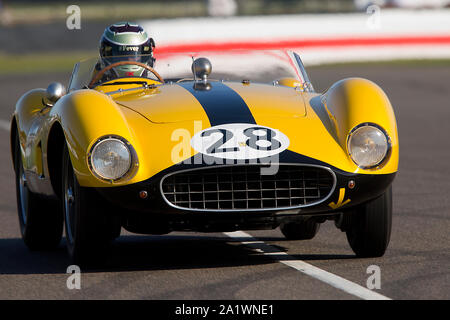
[347,124,390,169]
[89,137,133,181]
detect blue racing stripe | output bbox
[178,81,256,126]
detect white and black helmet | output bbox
[99,22,155,77]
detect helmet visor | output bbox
[101,38,154,65]
[102,54,154,66]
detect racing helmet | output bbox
[99,22,155,78]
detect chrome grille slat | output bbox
[161,165,335,211]
[164,187,321,194]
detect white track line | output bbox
[224,230,391,300]
[0,119,10,131]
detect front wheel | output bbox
[346,186,392,257]
[62,143,116,265]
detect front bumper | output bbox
[93,161,395,233]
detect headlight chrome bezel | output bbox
[87,135,138,183]
[347,123,392,170]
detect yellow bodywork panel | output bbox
[227,82,306,118]
[14,89,49,176]
[14,76,398,190]
[15,89,46,148]
[322,78,399,174]
[276,77,303,88]
[228,80,398,175]
[51,88,210,187]
[113,84,211,124]
[94,77,161,95]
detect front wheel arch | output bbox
[47,122,66,199]
[10,116,18,172]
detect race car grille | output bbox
[161,165,335,211]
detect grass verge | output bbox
[1,2,206,25]
[0,52,96,75]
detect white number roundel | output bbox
[191,123,290,160]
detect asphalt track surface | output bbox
[0,64,449,300]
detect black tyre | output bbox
[280,219,320,240]
[346,186,392,257]
[62,143,116,265]
[14,133,63,250]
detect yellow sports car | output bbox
[10,50,398,264]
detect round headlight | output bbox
[348,125,389,169]
[90,138,132,180]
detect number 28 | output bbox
[201,126,281,154]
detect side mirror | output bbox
[44,82,66,106]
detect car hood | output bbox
[113,81,306,124]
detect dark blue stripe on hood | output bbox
[178,81,256,126]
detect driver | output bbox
[94,22,156,83]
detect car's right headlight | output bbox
[347,124,390,169]
[89,137,133,181]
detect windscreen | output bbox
[68,50,310,91]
